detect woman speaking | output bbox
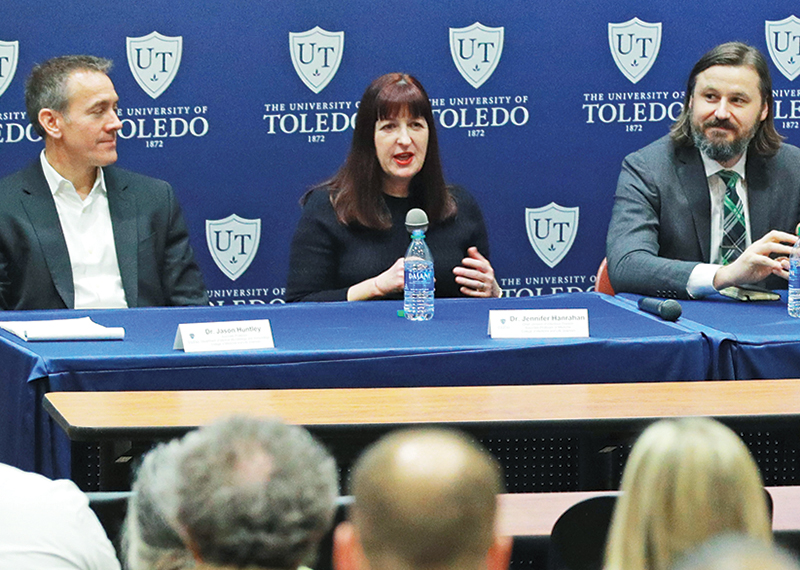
[286,73,500,302]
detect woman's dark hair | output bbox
[311,73,455,230]
[670,42,783,157]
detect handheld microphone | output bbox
[637,297,682,321]
[405,208,429,233]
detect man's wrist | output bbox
[712,264,733,291]
[687,263,721,298]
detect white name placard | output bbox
[488,309,589,339]
[174,319,274,353]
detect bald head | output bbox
[349,429,503,570]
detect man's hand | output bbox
[713,230,797,290]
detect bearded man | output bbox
[606,42,800,299]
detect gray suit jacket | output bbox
[606,135,800,299]
[0,161,208,310]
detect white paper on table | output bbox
[0,317,125,341]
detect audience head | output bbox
[325,73,453,229]
[672,534,798,570]
[334,428,511,570]
[25,54,114,138]
[175,416,339,569]
[123,439,195,570]
[604,417,771,570]
[670,42,781,157]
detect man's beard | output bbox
[691,117,758,163]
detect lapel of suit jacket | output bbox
[105,167,139,307]
[19,163,75,308]
[745,152,771,242]
[674,144,712,262]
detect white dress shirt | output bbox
[40,151,127,309]
[0,463,121,570]
[686,151,749,298]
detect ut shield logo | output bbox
[608,18,661,84]
[289,26,344,94]
[126,31,183,99]
[0,40,19,98]
[206,214,261,281]
[525,204,579,269]
[766,16,800,81]
[449,22,504,89]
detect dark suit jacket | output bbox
[605,135,800,299]
[0,161,208,310]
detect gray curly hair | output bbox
[175,416,339,569]
[123,438,195,570]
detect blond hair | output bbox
[604,418,771,570]
[673,534,798,570]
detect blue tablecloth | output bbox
[643,291,800,380]
[0,293,710,478]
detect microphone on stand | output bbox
[638,297,682,321]
[405,208,429,233]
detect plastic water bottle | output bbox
[789,230,800,317]
[404,229,434,321]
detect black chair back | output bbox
[548,495,617,570]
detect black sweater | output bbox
[286,186,491,302]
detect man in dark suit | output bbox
[606,42,800,299]
[0,55,207,310]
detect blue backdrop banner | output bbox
[2,0,800,303]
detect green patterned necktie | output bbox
[718,170,746,264]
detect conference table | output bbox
[42,379,800,492]
[615,291,800,379]
[5,290,800,483]
[664,292,800,380]
[0,293,710,479]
